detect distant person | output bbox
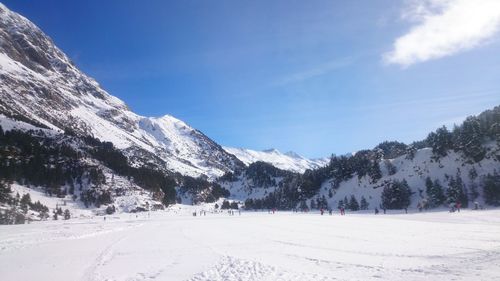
[449,203,456,212]
[456,202,462,212]
[374,208,379,215]
[320,208,324,215]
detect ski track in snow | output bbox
[1,210,500,281]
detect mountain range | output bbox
[0,2,499,222]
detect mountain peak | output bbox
[262,148,280,154]
[284,151,303,159]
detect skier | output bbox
[320,208,324,215]
[456,202,461,212]
[374,208,379,215]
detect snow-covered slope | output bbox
[0,3,242,178]
[0,114,164,216]
[224,147,328,173]
[317,145,500,211]
[2,209,500,281]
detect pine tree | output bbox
[453,117,486,162]
[0,181,12,203]
[483,172,500,206]
[469,182,479,202]
[337,199,344,210]
[221,200,230,209]
[425,177,445,208]
[427,126,453,157]
[469,166,478,181]
[381,179,412,209]
[446,174,468,207]
[20,193,31,214]
[368,162,382,183]
[299,200,308,211]
[360,196,369,210]
[349,195,359,211]
[310,199,317,210]
[405,144,417,160]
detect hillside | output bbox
[224,108,500,211]
[0,3,243,179]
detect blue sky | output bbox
[4,0,500,158]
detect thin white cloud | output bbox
[275,57,353,86]
[384,0,500,67]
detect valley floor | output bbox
[1,209,500,281]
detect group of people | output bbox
[228,209,241,216]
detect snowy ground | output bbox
[1,209,500,281]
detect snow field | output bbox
[1,209,500,281]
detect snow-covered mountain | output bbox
[224,147,328,173]
[0,3,243,179]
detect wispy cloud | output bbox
[274,57,354,86]
[384,0,500,67]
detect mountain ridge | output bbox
[223,147,328,173]
[0,3,245,179]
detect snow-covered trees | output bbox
[19,193,31,214]
[360,196,369,210]
[348,195,359,211]
[0,181,11,203]
[375,141,407,159]
[381,180,412,210]
[446,173,468,207]
[483,172,500,206]
[452,117,486,162]
[425,177,445,208]
[221,200,231,209]
[427,126,453,158]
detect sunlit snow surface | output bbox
[1,209,500,281]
